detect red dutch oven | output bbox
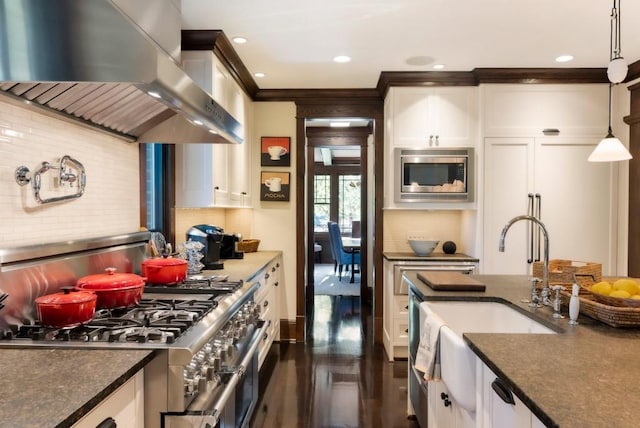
[75,267,145,309]
[141,257,188,285]
[35,287,97,328]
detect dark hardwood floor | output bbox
[251,293,420,428]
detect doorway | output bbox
[305,122,371,339]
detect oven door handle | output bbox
[208,320,270,425]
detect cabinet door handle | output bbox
[534,193,542,262]
[491,378,515,405]
[404,305,409,310]
[274,282,279,287]
[265,273,270,280]
[527,193,534,263]
[271,266,276,272]
[264,300,269,307]
[440,392,452,407]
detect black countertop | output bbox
[405,272,640,428]
[0,251,282,428]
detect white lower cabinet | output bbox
[478,362,544,428]
[72,370,144,427]
[427,379,475,428]
[254,254,282,369]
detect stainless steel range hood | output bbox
[0,0,243,144]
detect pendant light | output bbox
[588,0,631,162]
[588,83,631,162]
[607,0,628,84]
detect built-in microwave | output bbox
[394,147,474,203]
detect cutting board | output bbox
[417,271,486,291]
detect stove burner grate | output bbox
[11,298,218,343]
[144,277,243,295]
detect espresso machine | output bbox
[186,225,244,269]
[186,225,225,269]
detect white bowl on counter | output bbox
[408,239,439,256]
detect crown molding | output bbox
[181,30,260,98]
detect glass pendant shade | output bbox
[607,57,628,83]
[588,131,632,162]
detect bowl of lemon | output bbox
[588,278,640,307]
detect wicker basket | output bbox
[532,259,601,291]
[237,239,260,253]
[576,276,640,309]
[561,286,640,328]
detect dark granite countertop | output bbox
[0,349,154,427]
[405,272,640,428]
[383,251,479,263]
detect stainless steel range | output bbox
[0,233,267,427]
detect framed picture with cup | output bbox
[261,136,291,166]
[260,171,290,201]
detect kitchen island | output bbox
[405,272,640,427]
[0,251,282,427]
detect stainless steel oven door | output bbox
[163,320,268,428]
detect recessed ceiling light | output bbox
[147,91,161,99]
[232,36,247,44]
[433,64,445,70]
[254,72,265,78]
[555,55,574,63]
[333,55,351,63]
[193,120,203,126]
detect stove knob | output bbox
[210,356,221,371]
[239,324,247,336]
[198,375,208,393]
[219,347,227,362]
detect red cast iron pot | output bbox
[35,287,97,328]
[141,257,188,285]
[75,268,145,309]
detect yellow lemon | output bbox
[591,281,613,295]
[609,290,631,299]
[613,279,639,295]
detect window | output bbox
[338,175,361,235]
[314,175,331,232]
[313,171,361,235]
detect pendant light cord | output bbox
[607,83,614,138]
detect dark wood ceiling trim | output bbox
[254,88,382,103]
[376,71,478,96]
[473,67,609,84]
[628,59,640,82]
[181,30,260,97]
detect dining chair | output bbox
[327,221,360,281]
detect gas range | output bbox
[0,233,267,427]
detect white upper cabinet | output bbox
[386,87,478,148]
[176,51,253,208]
[483,84,608,137]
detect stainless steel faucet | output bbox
[498,215,552,307]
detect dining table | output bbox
[341,237,361,283]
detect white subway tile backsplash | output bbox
[0,100,141,247]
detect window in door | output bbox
[338,175,361,235]
[314,174,331,232]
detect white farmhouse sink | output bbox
[420,301,557,413]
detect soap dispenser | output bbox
[569,283,580,325]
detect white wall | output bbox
[0,99,140,246]
[383,210,465,254]
[252,101,298,322]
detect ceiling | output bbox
[180,0,640,90]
